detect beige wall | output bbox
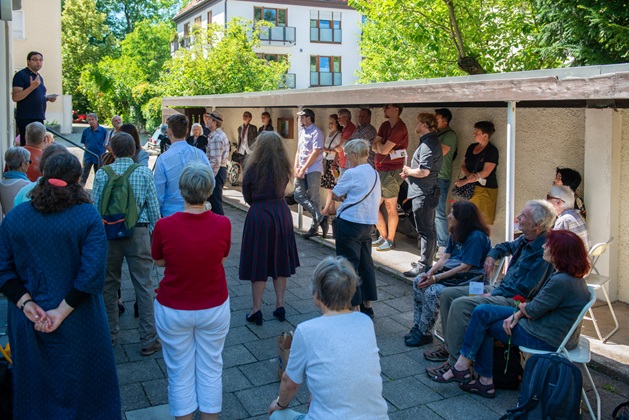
[12,0,63,124]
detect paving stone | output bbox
[221,392,250,419]
[120,383,150,413]
[414,373,467,399]
[247,318,298,340]
[142,378,169,406]
[155,357,168,378]
[243,336,279,361]
[289,298,318,314]
[117,359,165,385]
[371,300,402,317]
[376,334,418,356]
[382,376,442,409]
[239,359,281,386]
[125,404,170,420]
[389,405,444,419]
[380,353,427,380]
[380,284,411,298]
[373,316,409,336]
[223,367,253,393]
[223,344,257,368]
[230,295,255,311]
[122,342,164,362]
[229,283,253,297]
[427,394,501,419]
[113,342,130,364]
[225,325,259,347]
[235,382,281,417]
[230,308,250,328]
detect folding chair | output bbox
[433,258,504,343]
[583,237,618,342]
[519,286,600,420]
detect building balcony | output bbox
[259,26,296,45]
[310,28,342,44]
[281,73,296,89]
[310,72,342,87]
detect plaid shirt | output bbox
[207,128,230,175]
[92,157,161,230]
[555,209,591,251]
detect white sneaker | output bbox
[435,246,446,260]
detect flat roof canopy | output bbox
[162,64,629,110]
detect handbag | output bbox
[331,170,378,235]
[451,146,487,200]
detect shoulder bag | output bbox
[332,170,378,235]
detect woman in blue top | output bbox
[405,200,491,347]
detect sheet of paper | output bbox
[469,281,485,296]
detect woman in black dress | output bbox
[186,123,208,152]
[239,131,299,325]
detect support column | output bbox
[505,101,516,242]
[584,108,621,301]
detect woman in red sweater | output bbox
[152,162,231,420]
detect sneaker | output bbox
[376,240,395,252]
[405,332,433,347]
[435,246,446,260]
[303,226,319,239]
[140,340,162,356]
[372,236,386,247]
[404,325,419,340]
[423,345,449,362]
[359,303,375,319]
[426,361,451,377]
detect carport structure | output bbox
[163,64,629,303]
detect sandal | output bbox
[425,362,451,377]
[460,379,496,398]
[431,365,472,384]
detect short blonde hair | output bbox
[342,138,369,158]
[312,257,360,311]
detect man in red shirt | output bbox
[336,109,356,174]
[23,121,51,181]
[372,104,408,251]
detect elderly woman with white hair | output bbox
[0,146,31,216]
[332,138,381,318]
[186,122,209,152]
[268,257,388,420]
[151,162,231,420]
[547,185,591,250]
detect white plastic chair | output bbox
[583,237,618,343]
[433,258,505,343]
[519,286,600,420]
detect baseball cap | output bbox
[297,109,315,119]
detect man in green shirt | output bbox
[435,109,458,258]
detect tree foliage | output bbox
[96,0,180,39]
[61,0,115,109]
[534,0,629,66]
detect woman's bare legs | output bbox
[251,281,266,313]
[322,190,336,216]
[273,277,287,309]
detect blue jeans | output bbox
[460,304,556,378]
[435,178,450,247]
[294,172,322,228]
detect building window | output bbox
[194,16,202,27]
[183,22,190,36]
[310,11,341,43]
[254,7,287,27]
[257,53,288,63]
[310,56,341,87]
[12,10,25,40]
[207,11,213,24]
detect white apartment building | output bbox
[172,0,362,89]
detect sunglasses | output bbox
[546,194,564,203]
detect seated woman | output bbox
[186,122,209,152]
[554,166,586,219]
[268,257,388,420]
[405,200,491,347]
[435,229,590,398]
[0,147,31,216]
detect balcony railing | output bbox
[310,28,342,44]
[259,26,296,45]
[310,72,341,87]
[280,73,296,89]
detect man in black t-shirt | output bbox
[12,52,57,145]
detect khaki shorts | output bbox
[379,169,403,199]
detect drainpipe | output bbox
[505,101,516,242]
[297,105,303,231]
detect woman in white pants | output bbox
[152,163,232,420]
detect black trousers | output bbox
[209,166,227,215]
[335,218,377,307]
[412,195,438,267]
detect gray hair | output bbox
[338,108,352,119]
[190,123,202,135]
[87,113,98,120]
[179,162,215,205]
[312,257,360,311]
[343,138,370,158]
[25,122,47,145]
[5,147,31,171]
[526,199,556,231]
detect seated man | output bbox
[424,200,557,380]
[547,185,591,251]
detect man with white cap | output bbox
[206,110,230,215]
[547,185,591,250]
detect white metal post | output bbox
[297,105,303,231]
[506,101,516,242]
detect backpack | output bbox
[500,353,583,420]
[99,164,141,240]
[493,341,524,390]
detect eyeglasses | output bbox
[546,195,564,203]
[24,159,32,164]
[383,105,391,109]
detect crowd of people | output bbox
[0,69,597,417]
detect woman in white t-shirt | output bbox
[268,257,388,420]
[332,139,381,318]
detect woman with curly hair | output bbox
[0,153,120,418]
[405,200,491,347]
[239,131,300,325]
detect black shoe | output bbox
[404,324,419,340]
[403,264,423,278]
[320,217,329,238]
[118,302,126,315]
[405,332,433,347]
[246,310,263,325]
[303,226,318,239]
[360,303,375,319]
[133,301,139,318]
[273,307,286,322]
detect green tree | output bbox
[352,0,559,82]
[61,0,115,110]
[534,0,629,65]
[96,0,180,39]
[158,18,290,96]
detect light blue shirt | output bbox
[13,178,38,207]
[333,163,381,225]
[154,140,211,217]
[297,123,324,174]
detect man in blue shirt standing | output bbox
[79,113,108,185]
[154,114,211,217]
[12,51,57,146]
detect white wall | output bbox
[176,0,362,89]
